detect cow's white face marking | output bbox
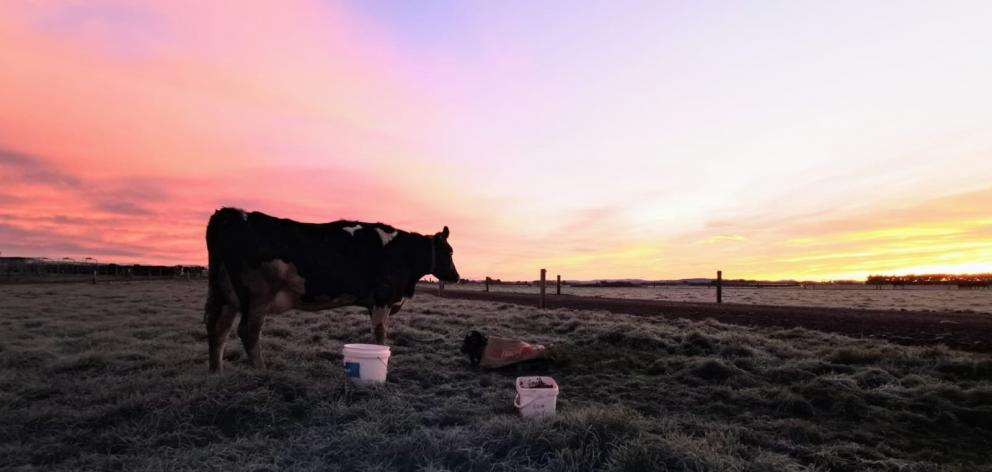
[376,228,398,246]
[343,224,362,235]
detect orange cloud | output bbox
[660,187,992,281]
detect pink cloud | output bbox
[0,1,486,266]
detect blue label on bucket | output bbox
[344,361,360,378]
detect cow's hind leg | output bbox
[369,306,390,345]
[206,303,238,373]
[239,309,267,370]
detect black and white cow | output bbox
[203,207,459,373]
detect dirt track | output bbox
[438,289,992,353]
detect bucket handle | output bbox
[513,393,541,409]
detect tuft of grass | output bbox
[935,358,992,380]
[771,389,816,418]
[679,331,718,356]
[681,358,746,384]
[853,367,897,389]
[827,346,883,364]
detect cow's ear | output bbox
[442,226,450,239]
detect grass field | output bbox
[2,281,991,471]
[449,283,992,314]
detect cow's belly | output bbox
[242,259,362,314]
[293,293,358,312]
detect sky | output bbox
[1,0,990,281]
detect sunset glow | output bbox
[2,1,990,281]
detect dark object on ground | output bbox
[203,207,460,373]
[525,378,555,388]
[461,330,555,369]
[461,330,488,367]
[438,289,992,353]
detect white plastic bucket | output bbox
[342,343,391,384]
[514,376,559,418]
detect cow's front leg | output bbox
[369,306,390,345]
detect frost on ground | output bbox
[1,281,991,471]
[453,283,992,314]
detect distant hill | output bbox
[868,273,991,288]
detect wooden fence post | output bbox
[92,270,97,285]
[438,280,445,297]
[539,269,547,309]
[556,275,561,295]
[485,276,490,292]
[716,270,723,304]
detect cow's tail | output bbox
[204,208,245,322]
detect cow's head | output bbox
[432,226,460,282]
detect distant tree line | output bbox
[866,273,992,288]
[1,256,206,279]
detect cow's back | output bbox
[206,208,389,302]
